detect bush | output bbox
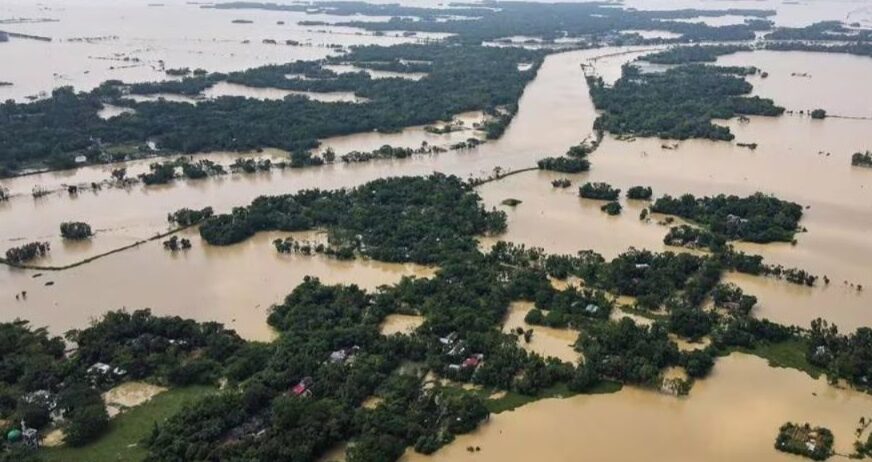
[579,182,620,200]
[626,186,653,200]
[537,156,590,173]
[60,221,93,240]
[601,201,622,215]
[65,403,109,446]
[4,242,50,263]
[810,109,826,119]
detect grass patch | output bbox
[486,380,622,414]
[43,385,215,462]
[727,338,823,379]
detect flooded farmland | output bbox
[3,1,872,459]
[1,229,434,340]
[403,354,872,462]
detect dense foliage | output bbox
[807,319,872,390]
[3,242,50,264]
[0,44,540,176]
[600,201,622,215]
[246,1,777,44]
[652,193,803,243]
[199,175,507,264]
[536,156,590,173]
[59,222,93,240]
[642,45,751,64]
[852,151,872,168]
[579,182,620,200]
[626,186,653,200]
[766,21,872,42]
[589,64,783,141]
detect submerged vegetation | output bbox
[641,45,751,64]
[4,242,51,264]
[4,1,872,460]
[579,182,620,201]
[59,222,93,240]
[852,151,872,168]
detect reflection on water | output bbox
[403,354,872,462]
[501,301,580,364]
[0,229,434,340]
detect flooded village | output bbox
[2,0,872,461]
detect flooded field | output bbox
[403,353,872,462]
[3,44,871,335]
[622,0,872,28]
[0,0,430,102]
[3,15,872,458]
[718,50,872,118]
[501,302,580,364]
[1,229,434,340]
[0,46,604,268]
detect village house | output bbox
[291,377,314,398]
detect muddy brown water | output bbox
[402,353,872,462]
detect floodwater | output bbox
[0,0,431,102]
[380,313,425,336]
[588,113,872,330]
[0,46,606,267]
[621,0,872,28]
[501,301,580,364]
[718,50,872,118]
[323,64,428,80]
[1,229,434,340]
[4,45,871,335]
[1,2,872,458]
[201,81,367,103]
[403,353,872,462]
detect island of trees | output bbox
[852,151,872,168]
[1,173,870,461]
[0,44,541,177]
[579,182,620,200]
[589,63,783,141]
[651,193,803,243]
[775,422,834,460]
[59,222,93,240]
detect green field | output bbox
[43,386,215,462]
[486,380,622,414]
[728,338,824,379]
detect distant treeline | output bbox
[0,44,542,177]
[212,1,774,44]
